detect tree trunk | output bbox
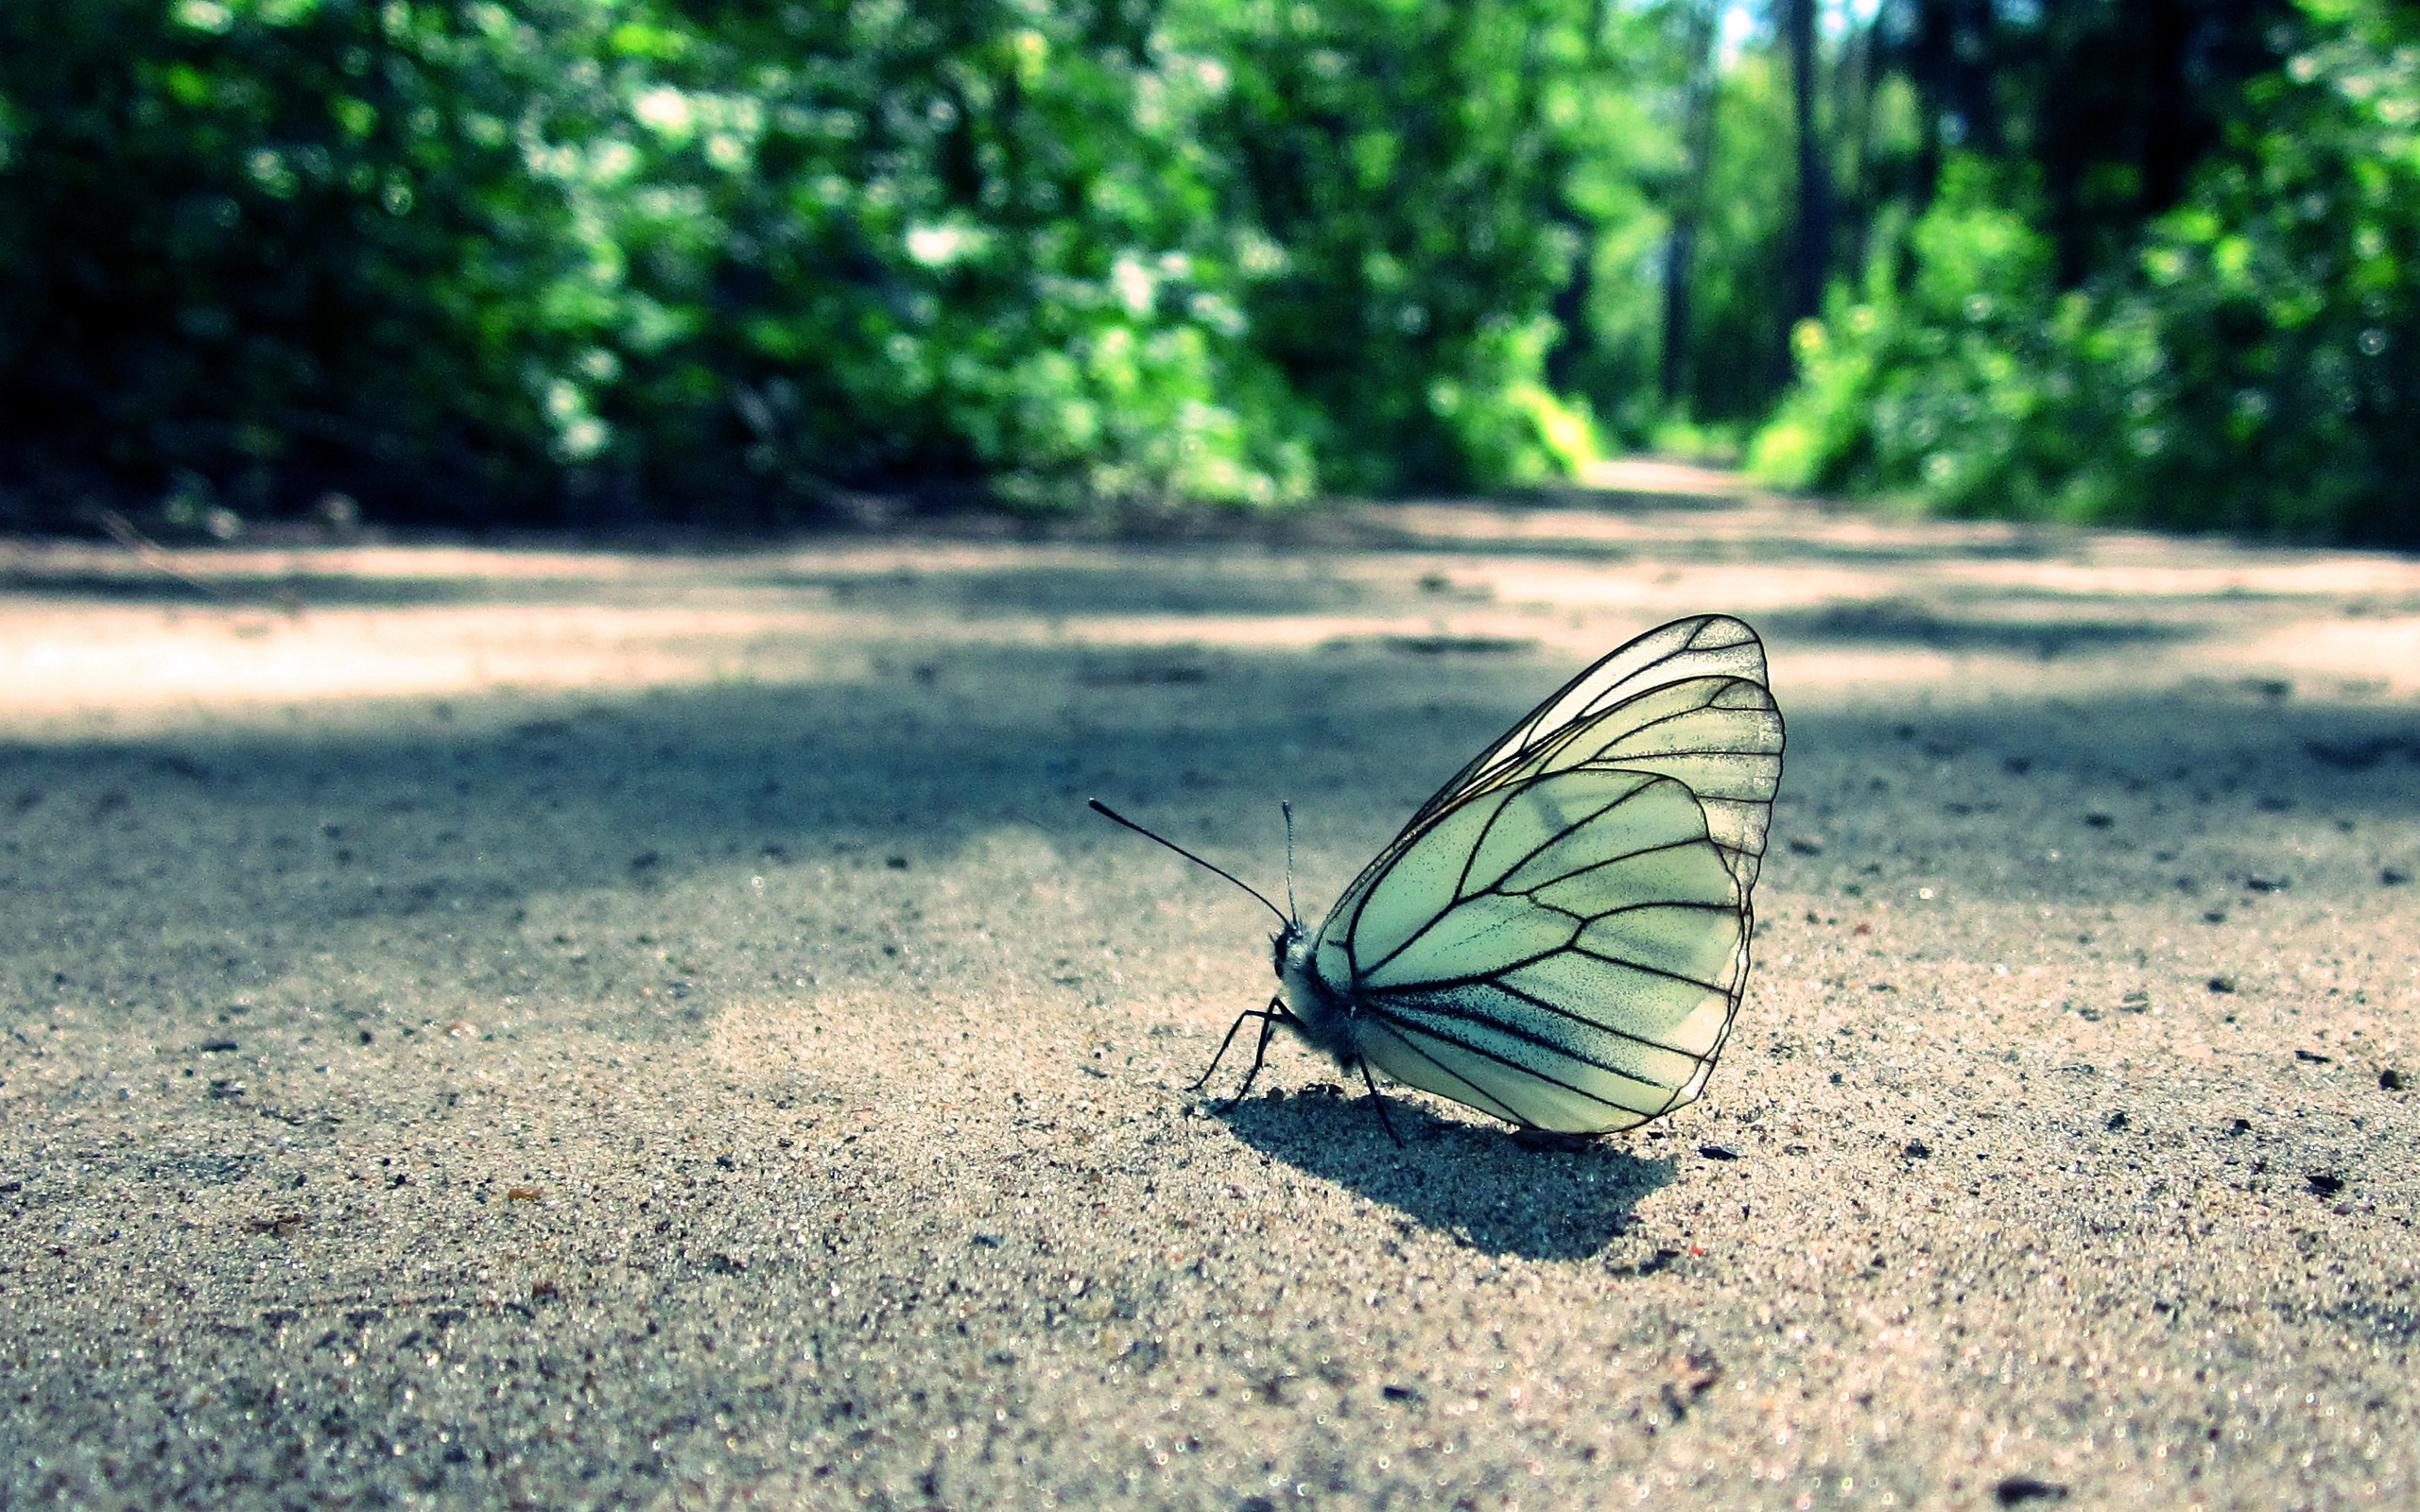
[1543,14,1596,396]
[1658,0,1720,407]
[1907,0,2001,208]
[1785,0,1833,328]
[2137,0,2194,215]
[1829,6,1866,277]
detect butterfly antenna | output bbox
[1281,800,1299,927]
[1088,799,1290,928]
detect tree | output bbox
[1783,0,1832,330]
[1658,0,1720,406]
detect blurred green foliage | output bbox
[0,0,596,520]
[3,0,2410,538]
[1756,0,2419,542]
[0,0,1680,524]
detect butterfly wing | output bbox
[1306,616,1784,1133]
[1396,612,1780,889]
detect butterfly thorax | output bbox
[1274,923,1360,1067]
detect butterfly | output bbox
[1092,613,1784,1140]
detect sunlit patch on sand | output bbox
[7,501,2420,740]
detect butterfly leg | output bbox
[1190,997,1288,1110]
[1188,1000,1270,1092]
[1220,998,1287,1108]
[1357,1058,1403,1147]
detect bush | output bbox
[0,0,598,522]
[0,0,1629,527]
[1754,0,2420,543]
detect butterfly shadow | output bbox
[1214,1085,1676,1263]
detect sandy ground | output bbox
[1,479,2415,1510]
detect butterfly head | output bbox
[1269,917,1305,980]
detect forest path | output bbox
[3,494,2415,1509]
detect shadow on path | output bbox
[5,632,2417,1030]
[1217,1086,1676,1262]
[1760,599,2198,659]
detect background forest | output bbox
[2,0,2413,540]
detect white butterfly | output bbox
[1095,613,1784,1138]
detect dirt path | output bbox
[3,491,2414,1509]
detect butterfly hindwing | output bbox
[1322,768,1747,1132]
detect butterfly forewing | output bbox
[1490,677,1782,890]
[1307,614,1783,1134]
[1407,615,1773,831]
[1357,773,1711,989]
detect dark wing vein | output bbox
[1400,616,1772,834]
[1357,1022,1541,1128]
[1352,828,1709,983]
[1572,695,1744,747]
[1461,784,1666,901]
[1561,945,1733,993]
[1417,972,1718,1061]
[1363,1001,1666,1104]
[1359,941,1578,995]
[1548,896,1738,921]
[1355,902,1737,999]
[1449,769,1545,902]
[1491,834,1727,905]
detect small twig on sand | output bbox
[97,509,302,615]
[95,509,232,600]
